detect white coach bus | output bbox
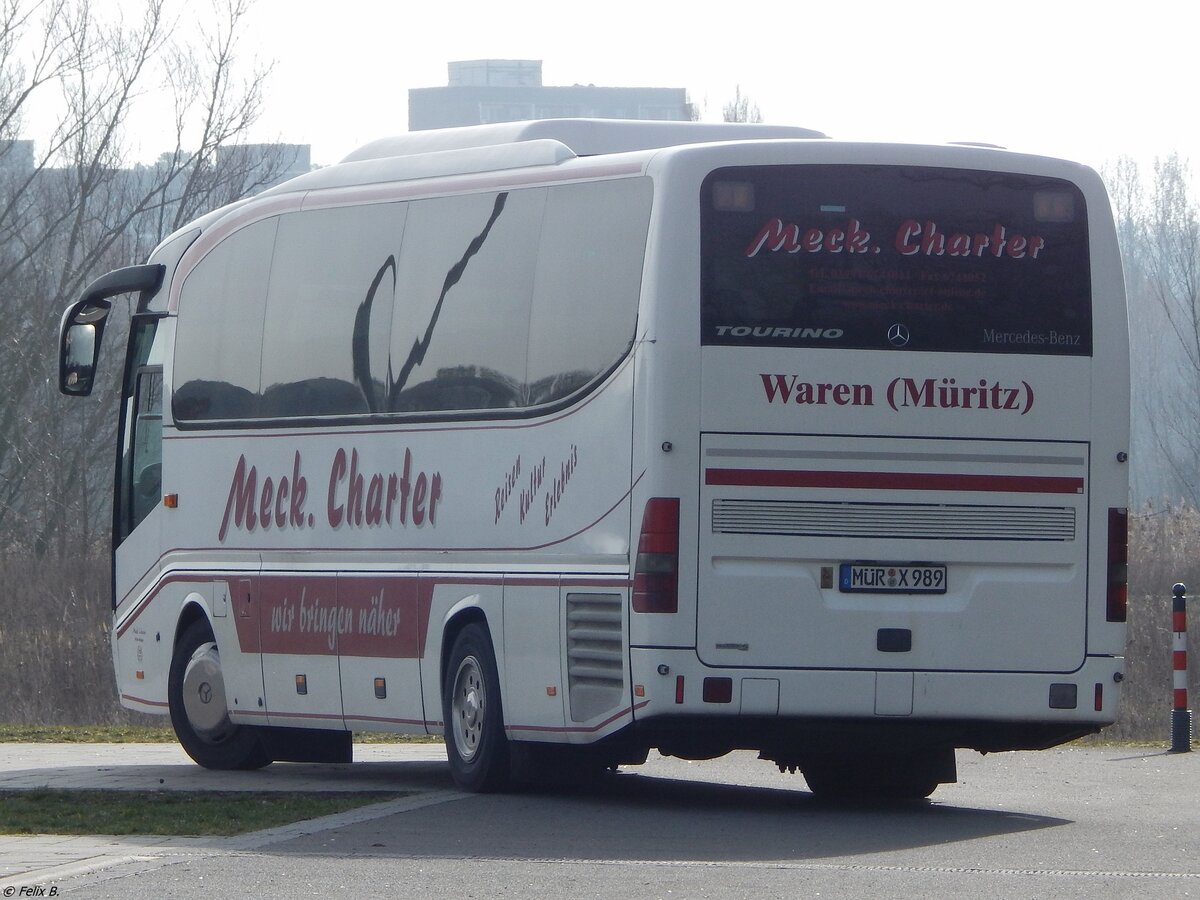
[59,119,1129,800]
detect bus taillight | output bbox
[1107,507,1128,623]
[633,497,680,613]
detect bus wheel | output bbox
[800,752,941,803]
[510,742,623,790]
[168,619,270,771]
[443,623,510,792]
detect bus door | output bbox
[114,317,166,607]
[110,315,171,693]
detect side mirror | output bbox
[58,264,165,397]
[59,301,110,396]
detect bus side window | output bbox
[527,178,651,404]
[129,368,163,530]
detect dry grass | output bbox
[2,510,1198,742]
[1117,503,1200,742]
[0,558,140,725]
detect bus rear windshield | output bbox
[700,165,1092,355]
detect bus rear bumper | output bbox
[627,647,1123,756]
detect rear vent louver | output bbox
[566,592,625,723]
[713,499,1076,542]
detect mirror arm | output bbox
[58,264,166,396]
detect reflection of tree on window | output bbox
[174,178,651,424]
[173,380,258,419]
[352,255,397,414]
[527,370,595,406]
[392,365,522,412]
[386,193,509,410]
[261,378,369,417]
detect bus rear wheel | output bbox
[800,750,947,802]
[168,618,270,770]
[443,623,510,792]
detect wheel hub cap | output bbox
[452,656,486,762]
[181,642,233,742]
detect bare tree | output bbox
[722,85,763,124]
[0,0,291,559]
[152,0,296,234]
[1145,155,1200,503]
[1107,154,1200,506]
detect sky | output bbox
[80,0,1200,175]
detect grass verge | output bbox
[0,789,404,836]
[0,724,177,743]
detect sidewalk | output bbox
[0,741,456,888]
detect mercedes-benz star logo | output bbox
[887,323,911,347]
[198,682,213,704]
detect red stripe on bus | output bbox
[115,570,631,640]
[246,711,344,723]
[120,693,169,709]
[504,700,648,735]
[249,573,433,659]
[343,716,431,728]
[704,468,1085,495]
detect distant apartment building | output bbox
[217,143,312,189]
[409,60,693,131]
[0,140,34,176]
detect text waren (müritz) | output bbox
[760,373,1034,414]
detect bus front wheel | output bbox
[168,618,270,770]
[443,623,511,792]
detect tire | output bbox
[509,742,618,790]
[801,752,941,802]
[443,623,511,792]
[168,618,270,770]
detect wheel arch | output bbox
[174,595,213,649]
[439,602,493,689]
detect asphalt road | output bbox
[28,745,1200,898]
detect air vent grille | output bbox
[712,499,1076,541]
[566,593,624,723]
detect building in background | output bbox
[0,140,35,176]
[216,143,312,192]
[409,60,694,131]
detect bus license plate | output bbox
[839,563,947,594]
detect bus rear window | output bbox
[700,165,1091,355]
